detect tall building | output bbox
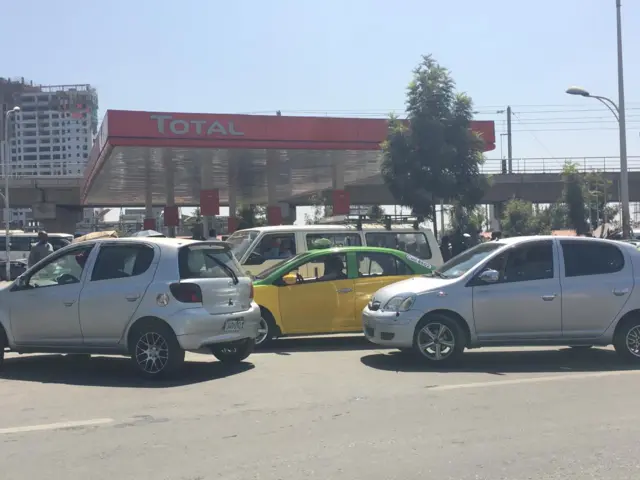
[1,79,99,227]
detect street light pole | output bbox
[616,0,630,239]
[565,1,630,238]
[3,107,20,280]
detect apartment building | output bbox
[1,79,99,226]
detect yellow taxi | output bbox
[251,244,435,346]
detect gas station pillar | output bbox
[200,160,220,238]
[143,154,155,230]
[163,154,178,238]
[266,150,282,225]
[331,155,350,216]
[228,157,238,233]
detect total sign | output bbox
[150,114,245,137]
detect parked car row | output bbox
[2,231,640,379]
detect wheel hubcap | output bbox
[255,317,269,345]
[417,323,455,361]
[626,326,640,357]
[135,332,169,374]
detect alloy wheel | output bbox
[416,323,455,361]
[255,318,269,345]
[626,325,640,358]
[135,332,170,374]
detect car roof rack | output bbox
[316,214,425,231]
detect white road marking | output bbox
[0,418,114,435]
[430,369,640,392]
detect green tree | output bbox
[236,205,267,230]
[369,204,384,221]
[585,171,618,229]
[381,55,488,240]
[562,163,588,234]
[501,199,542,236]
[538,203,569,232]
[304,193,327,225]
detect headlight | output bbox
[383,294,416,312]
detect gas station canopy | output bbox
[82,110,495,207]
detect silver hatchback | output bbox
[0,237,260,378]
[364,236,640,364]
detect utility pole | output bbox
[506,106,513,174]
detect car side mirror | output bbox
[478,268,499,284]
[245,252,265,266]
[282,273,297,286]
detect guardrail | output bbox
[481,157,640,175]
[0,161,86,179]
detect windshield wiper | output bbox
[205,253,239,284]
[430,271,449,279]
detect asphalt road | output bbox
[1,338,640,480]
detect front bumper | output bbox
[172,302,261,351]
[362,307,424,348]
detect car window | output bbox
[178,243,246,279]
[0,237,35,251]
[365,232,432,259]
[255,233,296,261]
[357,252,412,277]
[49,237,71,251]
[91,245,155,281]
[561,241,624,277]
[226,229,259,259]
[28,245,94,288]
[501,241,554,283]
[438,242,505,279]
[306,233,362,249]
[287,253,347,284]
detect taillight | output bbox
[249,282,254,300]
[170,283,203,303]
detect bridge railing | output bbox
[0,161,86,179]
[481,156,640,174]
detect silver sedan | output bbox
[363,236,640,364]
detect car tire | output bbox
[412,314,465,366]
[129,321,185,378]
[255,308,278,348]
[614,318,640,363]
[211,338,255,364]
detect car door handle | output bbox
[336,288,353,294]
[613,288,629,296]
[125,295,140,302]
[63,301,75,307]
[541,294,557,301]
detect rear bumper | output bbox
[171,302,261,351]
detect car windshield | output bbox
[253,252,312,280]
[432,241,505,279]
[226,230,259,260]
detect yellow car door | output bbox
[352,251,415,328]
[278,252,355,335]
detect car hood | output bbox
[371,276,457,304]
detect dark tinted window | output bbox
[357,252,412,277]
[179,244,245,279]
[365,232,432,259]
[503,242,554,282]
[561,241,624,277]
[91,245,155,281]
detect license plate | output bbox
[224,319,244,332]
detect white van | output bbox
[226,224,443,275]
[0,232,74,263]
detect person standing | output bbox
[28,231,54,268]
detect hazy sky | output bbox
[4,0,640,223]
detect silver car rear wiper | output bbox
[205,253,239,284]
